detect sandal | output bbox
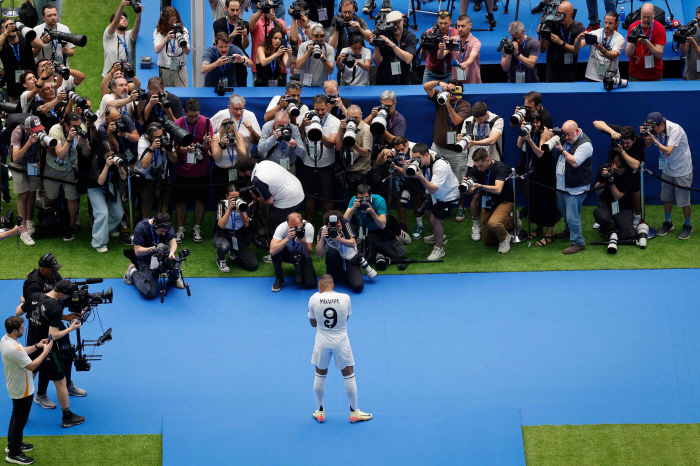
[528,228,543,239]
[536,236,553,247]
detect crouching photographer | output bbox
[269,212,317,292]
[214,184,259,273]
[343,183,406,270]
[124,213,185,300]
[316,210,374,293]
[593,155,635,240]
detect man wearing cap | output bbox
[9,116,52,247]
[642,112,693,239]
[125,213,186,300]
[371,10,418,85]
[16,281,86,429]
[21,253,87,408]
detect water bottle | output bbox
[620,7,625,22]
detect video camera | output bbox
[421,25,440,50]
[258,1,272,14]
[291,2,310,19]
[497,37,515,54]
[627,24,647,43]
[44,27,87,47]
[674,19,699,43]
[539,0,565,41]
[372,9,394,47]
[151,243,192,302]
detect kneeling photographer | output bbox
[135,123,177,222]
[593,155,635,240]
[124,213,185,300]
[343,183,406,269]
[269,212,317,292]
[214,184,259,273]
[316,210,374,293]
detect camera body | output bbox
[112,154,129,169]
[343,116,358,147]
[135,88,148,101]
[159,133,174,152]
[370,104,391,135]
[327,214,339,239]
[157,91,171,109]
[497,37,515,54]
[0,210,22,230]
[129,0,142,13]
[312,41,324,59]
[75,126,89,139]
[154,243,191,273]
[344,53,356,67]
[334,13,352,29]
[215,79,226,96]
[358,197,371,211]
[279,124,293,142]
[603,72,628,91]
[611,138,621,148]
[113,119,128,135]
[293,224,305,239]
[443,38,461,51]
[640,125,653,136]
[601,166,618,180]
[627,24,645,43]
[539,0,565,40]
[420,26,440,50]
[239,185,261,199]
[119,60,135,78]
[66,88,88,109]
[192,143,204,164]
[227,196,248,213]
[52,59,71,80]
[519,123,533,137]
[83,109,98,123]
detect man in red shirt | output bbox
[421,10,459,84]
[624,3,666,81]
[174,98,214,243]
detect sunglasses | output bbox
[437,10,451,18]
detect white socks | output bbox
[415,216,423,227]
[344,373,358,412]
[314,373,326,410]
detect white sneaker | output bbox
[399,230,412,245]
[175,228,185,243]
[593,223,600,230]
[110,231,120,238]
[427,246,445,261]
[20,232,35,246]
[423,234,447,244]
[471,225,482,241]
[34,195,45,210]
[217,259,230,273]
[124,264,137,285]
[262,254,272,264]
[94,246,108,253]
[26,220,35,235]
[192,227,203,243]
[498,233,513,254]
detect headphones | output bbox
[338,0,358,13]
[38,253,56,268]
[153,220,172,230]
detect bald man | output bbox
[625,3,666,81]
[551,120,593,255]
[539,1,585,82]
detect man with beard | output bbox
[102,0,144,77]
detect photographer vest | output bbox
[564,131,593,189]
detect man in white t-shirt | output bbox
[102,0,143,77]
[337,38,371,86]
[270,212,317,291]
[97,75,139,125]
[1,316,52,464]
[307,274,372,424]
[264,80,309,125]
[295,25,336,87]
[34,4,75,63]
[211,94,261,155]
[574,11,625,82]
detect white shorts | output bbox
[311,339,355,370]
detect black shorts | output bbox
[297,163,334,199]
[424,196,457,220]
[175,175,210,203]
[36,349,65,381]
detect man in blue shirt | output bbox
[343,183,406,266]
[201,32,252,87]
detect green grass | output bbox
[523,424,700,466]
[0,434,161,465]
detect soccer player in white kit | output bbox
[308,274,372,423]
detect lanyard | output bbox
[187,118,199,141]
[229,210,238,233]
[215,48,229,73]
[486,165,491,185]
[227,145,235,165]
[602,33,612,51]
[149,224,160,245]
[117,34,129,61]
[477,122,487,140]
[168,39,177,54]
[9,41,20,65]
[38,97,57,117]
[564,132,582,151]
[270,57,277,76]
[448,102,458,130]
[153,148,161,169]
[298,26,307,43]
[459,40,468,63]
[641,22,654,54]
[229,111,243,131]
[559,25,571,45]
[155,105,163,119]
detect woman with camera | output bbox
[337,36,372,86]
[87,143,127,253]
[153,7,191,87]
[254,27,292,87]
[214,184,259,273]
[211,118,248,203]
[516,111,558,246]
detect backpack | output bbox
[3,114,30,146]
[623,5,666,30]
[18,2,39,28]
[33,208,69,239]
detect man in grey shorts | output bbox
[643,111,693,240]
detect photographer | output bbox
[593,155,635,240]
[500,21,540,83]
[287,2,318,81]
[679,6,700,81]
[625,3,665,81]
[45,112,91,242]
[201,32,251,88]
[100,61,142,100]
[153,7,191,87]
[574,11,624,82]
[87,145,127,252]
[0,18,44,100]
[329,0,372,52]
[254,27,293,87]
[249,0,288,76]
[1,316,52,465]
[298,94,340,221]
[642,112,692,239]
[258,109,306,168]
[135,122,177,222]
[125,213,185,299]
[102,0,143,77]
[211,118,247,202]
[34,81,67,131]
[33,5,74,63]
[98,106,139,161]
[438,14,481,84]
[214,184,259,273]
[316,210,365,293]
[538,1,585,82]
[97,76,139,124]
[552,120,593,255]
[423,79,471,222]
[372,10,417,85]
[213,0,251,87]
[462,149,515,253]
[296,25,336,87]
[251,0,287,20]
[264,80,309,124]
[138,77,184,129]
[404,143,459,261]
[212,94,261,156]
[270,212,316,291]
[364,90,406,148]
[324,80,351,120]
[421,10,459,83]
[335,105,372,190]
[344,183,406,265]
[337,35,372,86]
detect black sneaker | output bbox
[598,227,609,238]
[473,0,482,11]
[63,226,76,242]
[492,1,499,10]
[272,277,284,292]
[679,224,693,240]
[531,1,545,13]
[61,412,85,428]
[4,444,33,454]
[657,221,674,236]
[4,452,34,464]
[1,188,10,203]
[519,206,528,219]
[486,13,497,27]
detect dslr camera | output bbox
[312,40,324,59]
[453,133,472,152]
[603,71,628,91]
[370,104,391,135]
[279,123,293,142]
[640,125,654,136]
[44,27,87,47]
[343,116,358,147]
[405,158,421,177]
[157,91,171,109]
[113,119,128,135]
[119,60,135,78]
[0,210,22,230]
[305,111,323,142]
[511,107,527,125]
[285,98,301,118]
[52,59,71,80]
[171,23,189,48]
[358,197,371,211]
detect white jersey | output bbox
[308,291,352,348]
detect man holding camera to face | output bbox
[538,1,585,82]
[372,10,418,85]
[249,1,288,77]
[213,0,250,87]
[317,210,370,293]
[421,10,459,83]
[574,11,624,82]
[135,122,177,222]
[264,81,309,125]
[625,3,665,81]
[98,105,139,162]
[500,21,540,83]
[214,184,258,273]
[593,155,635,240]
[125,213,185,300]
[258,109,307,169]
[296,25,336,87]
[335,105,372,190]
[138,77,184,129]
[679,6,700,81]
[329,0,372,53]
[0,18,44,100]
[270,212,317,292]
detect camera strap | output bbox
[117,34,129,62]
[9,41,20,65]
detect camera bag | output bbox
[33,207,69,239]
[623,5,666,30]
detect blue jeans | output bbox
[586,0,617,24]
[0,140,8,190]
[557,191,587,246]
[88,187,123,249]
[249,0,286,21]
[422,68,453,84]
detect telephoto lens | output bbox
[375,252,388,271]
[636,222,649,249]
[37,131,57,148]
[400,189,410,206]
[83,109,98,123]
[343,118,357,147]
[542,135,560,154]
[234,197,248,213]
[405,159,421,177]
[436,91,449,106]
[370,105,390,135]
[287,100,300,118]
[459,177,476,193]
[510,108,527,125]
[519,124,533,137]
[312,42,322,59]
[157,91,172,109]
[356,256,377,279]
[305,112,323,142]
[607,231,619,254]
[453,133,472,152]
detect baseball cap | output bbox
[646,112,665,125]
[25,115,45,133]
[386,11,403,23]
[54,280,76,297]
[38,253,62,272]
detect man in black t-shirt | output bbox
[538,1,585,82]
[593,155,635,240]
[137,77,183,129]
[0,18,43,99]
[212,0,250,88]
[371,11,418,86]
[124,213,185,300]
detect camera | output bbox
[135,88,148,101]
[151,165,165,197]
[603,74,628,92]
[37,131,57,148]
[370,104,391,135]
[327,94,337,105]
[539,0,565,41]
[291,1,310,19]
[129,0,142,13]
[443,38,460,51]
[344,53,356,67]
[44,27,87,47]
[171,23,189,48]
[285,99,301,118]
[519,123,533,137]
[375,252,387,271]
[458,176,476,193]
[157,91,171,109]
[66,88,88,109]
[229,196,248,213]
[452,133,472,152]
[13,21,37,41]
[511,108,527,126]
[113,119,128,135]
[601,167,618,181]
[640,125,653,137]
[215,79,226,96]
[327,214,338,238]
[222,132,238,147]
[636,222,649,249]
[239,185,260,198]
[542,135,560,154]
[607,231,618,254]
[0,100,22,114]
[279,123,293,142]
[334,13,352,29]
[611,138,621,148]
[0,210,22,230]
[343,116,358,147]
[350,254,377,279]
[312,40,324,59]
[159,133,174,152]
[627,24,645,43]
[192,143,204,164]
[75,127,89,139]
[372,11,394,47]
[258,1,272,14]
[119,60,135,78]
[159,116,194,147]
[436,91,450,106]
[497,37,515,54]
[83,109,98,123]
[293,224,306,239]
[358,197,371,211]
[305,111,323,142]
[405,159,421,177]
[420,25,440,50]
[112,155,129,169]
[674,19,699,43]
[52,60,71,80]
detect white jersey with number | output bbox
[308,291,352,348]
